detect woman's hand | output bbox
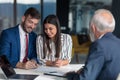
[46,59,69,67]
[53,59,63,67]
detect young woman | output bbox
[36,14,72,67]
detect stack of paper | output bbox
[34,64,84,77]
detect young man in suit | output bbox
[0,7,40,69]
[66,9,120,80]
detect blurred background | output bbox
[0,0,119,64]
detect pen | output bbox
[49,71,57,73]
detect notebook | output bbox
[0,55,38,80]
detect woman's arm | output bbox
[36,35,45,65]
[52,34,73,67]
[61,34,73,63]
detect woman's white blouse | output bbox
[36,33,72,64]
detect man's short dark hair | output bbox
[24,7,40,19]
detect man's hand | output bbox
[65,67,84,80]
[24,60,38,69]
[16,60,38,69]
[65,71,79,80]
[75,67,83,74]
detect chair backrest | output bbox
[71,35,80,48]
[71,35,91,48]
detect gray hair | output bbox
[90,9,115,32]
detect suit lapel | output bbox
[28,33,32,56]
[14,26,20,57]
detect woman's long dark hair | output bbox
[42,14,61,59]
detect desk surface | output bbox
[0,64,84,80]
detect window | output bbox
[0,0,56,34]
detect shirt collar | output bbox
[98,34,104,39]
[19,24,27,36]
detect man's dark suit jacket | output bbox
[0,25,37,67]
[68,32,120,80]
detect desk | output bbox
[0,64,84,80]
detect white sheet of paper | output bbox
[34,64,84,76]
[34,75,55,80]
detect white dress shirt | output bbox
[19,25,29,62]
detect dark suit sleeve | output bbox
[0,29,19,68]
[79,42,105,80]
[0,30,11,56]
[0,30,15,67]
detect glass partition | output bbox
[0,0,14,33]
[0,0,56,34]
[68,0,112,35]
[16,0,41,34]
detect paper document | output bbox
[34,75,55,80]
[34,64,84,77]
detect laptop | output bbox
[0,55,38,80]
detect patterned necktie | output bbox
[23,34,28,63]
